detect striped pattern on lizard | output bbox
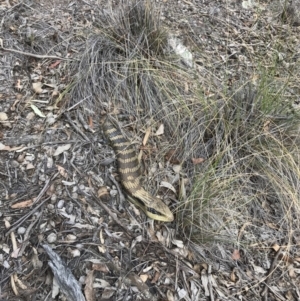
[103,117,174,222]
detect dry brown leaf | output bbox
[272,243,280,252]
[201,263,208,270]
[172,164,181,174]
[140,274,148,282]
[99,228,104,244]
[26,112,35,120]
[142,265,152,273]
[92,263,110,273]
[154,123,164,136]
[32,82,43,94]
[14,275,27,290]
[31,104,46,118]
[192,157,205,165]
[172,239,184,248]
[26,163,35,170]
[171,247,189,258]
[101,288,115,300]
[11,247,20,259]
[49,60,61,69]
[84,270,95,301]
[98,245,106,254]
[97,186,109,198]
[93,279,110,288]
[11,199,34,209]
[151,271,160,284]
[142,127,151,146]
[53,144,71,156]
[231,249,241,261]
[160,181,176,193]
[167,290,175,301]
[10,274,18,296]
[230,269,237,282]
[56,164,68,178]
[52,89,59,97]
[88,116,93,129]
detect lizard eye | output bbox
[147,207,163,216]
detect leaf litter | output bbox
[0,0,300,300]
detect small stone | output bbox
[17,227,26,235]
[57,200,64,209]
[66,234,77,243]
[47,233,57,243]
[47,204,55,210]
[69,249,81,257]
[110,189,118,197]
[47,157,54,169]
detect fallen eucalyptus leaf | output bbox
[31,104,46,118]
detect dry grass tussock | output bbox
[70,1,197,154]
[69,0,300,252]
[181,82,300,249]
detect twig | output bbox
[33,172,59,204]
[64,113,91,142]
[208,265,215,301]
[17,211,43,257]
[108,173,126,204]
[0,40,72,61]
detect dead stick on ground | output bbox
[64,113,91,141]
[0,39,73,61]
[108,173,126,204]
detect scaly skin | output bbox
[103,117,174,222]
